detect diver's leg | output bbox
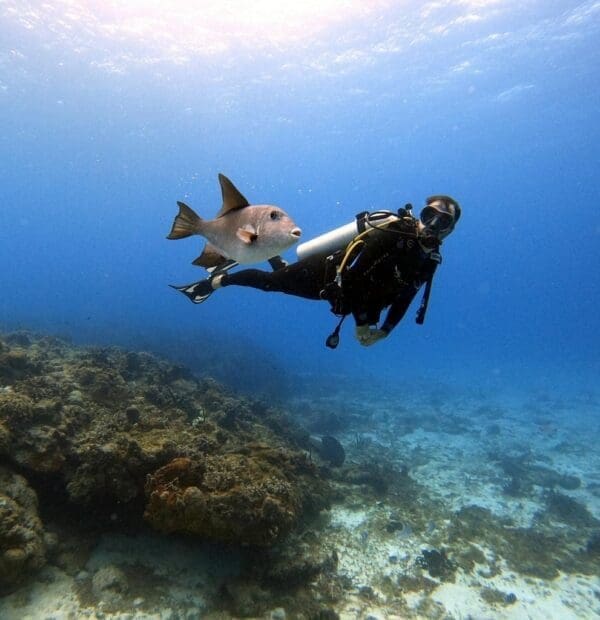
[172,255,326,304]
[218,258,324,300]
[170,268,293,305]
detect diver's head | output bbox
[419,195,460,244]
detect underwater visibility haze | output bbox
[0,1,599,618]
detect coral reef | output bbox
[0,331,331,581]
[309,435,346,467]
[448,503,599,580]
[145,449,329,546]
[415,548,456,581]
[0,466,47,594]
[480,586,517,606]
[91,564,129,611]
[494,453,582,497]
[217,533,343,618]
[543,490,597,527]
[586,531,600,556]
[339,460,413,496]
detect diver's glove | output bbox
[355,325,388,347]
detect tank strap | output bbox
[319,251,347,315]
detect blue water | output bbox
[0,1,598,398]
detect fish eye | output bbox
[270,210,280,220]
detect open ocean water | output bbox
[0,1,599,619]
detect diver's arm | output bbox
[357,293,414,344]
[381,249,440,334]
[380,295,414,335]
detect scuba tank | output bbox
[296,210,403,261]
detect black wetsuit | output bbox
[219,219,440,335]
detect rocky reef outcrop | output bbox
[0,330,330,594]
[145,446,326,545]
[0,466,47,594]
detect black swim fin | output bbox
[169,279,214,304]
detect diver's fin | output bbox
[169,279,214,304]
[192,243,228,268]
[167,201,203,239]
[217,174,250,216]
[236,225,258,245]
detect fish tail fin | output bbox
[167,201,203,239]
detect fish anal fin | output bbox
[192,243,228,268]
[218,173,250,216]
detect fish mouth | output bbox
[290,227,302,238]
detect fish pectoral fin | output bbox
[167,201,202,239]
[192,244,228,268]
[236,225,258,245]
[218,173,250,215]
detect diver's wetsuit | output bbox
[219,253,326,299]
[219,219,440,335]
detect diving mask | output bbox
[420,204,455,235]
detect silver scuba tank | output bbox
[296,211,399,261]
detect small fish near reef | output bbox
[167,173,302,269]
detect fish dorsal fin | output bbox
[236,224,258,245]
[192,243,228,268]
[218,173,250,216]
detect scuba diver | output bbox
[171,196,461,348]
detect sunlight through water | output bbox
[2,0,394,58]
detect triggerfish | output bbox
[167,174,301,268]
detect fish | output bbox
[167,173,302,268]
[308,435,346,467]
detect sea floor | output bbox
[311,382,600,619]
[1,375,599,619]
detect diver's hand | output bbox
[355,325,388,346]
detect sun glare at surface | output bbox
[2,0,394,60]
[2,0,596,85]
